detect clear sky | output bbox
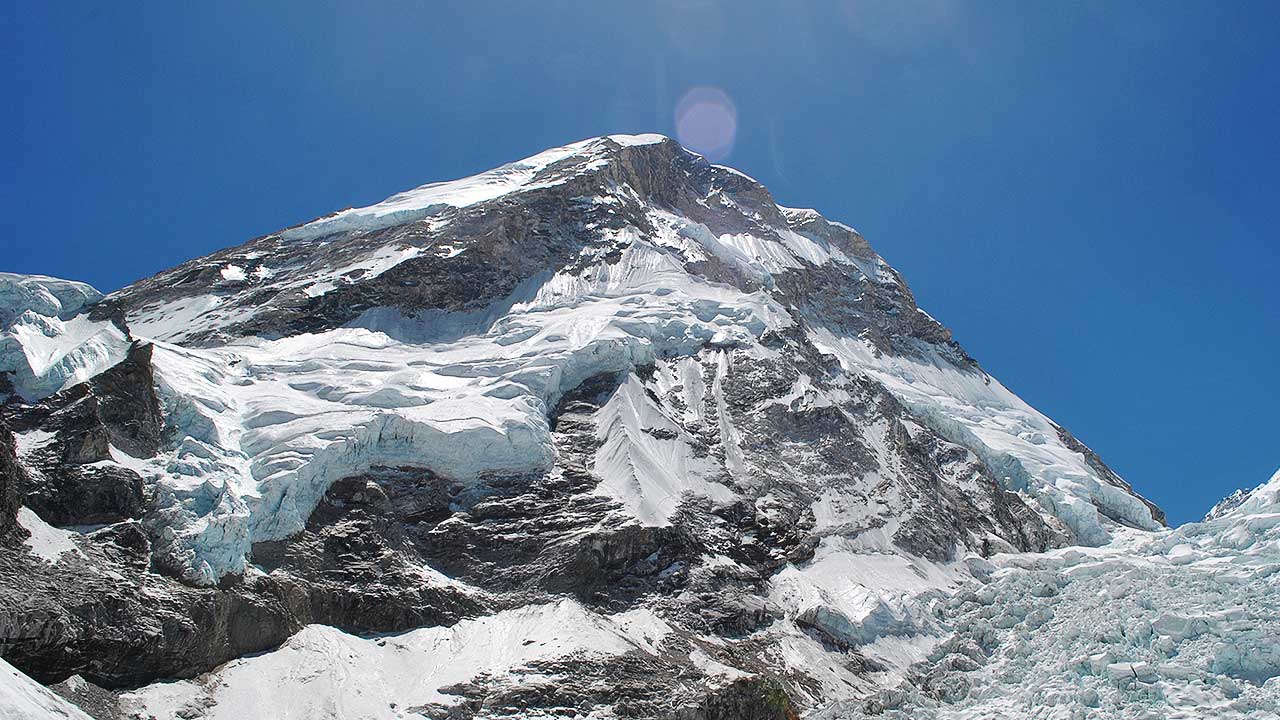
[3,2,1276,524]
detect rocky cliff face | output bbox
[0,135,1181,719]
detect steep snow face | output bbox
[807,329,1162,544]
[15,507,80,564]
[0,274,129,402]
[592,371,735,524]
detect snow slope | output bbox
[0,657,93,720]
[121,600,675,720]
[277,134,667,243]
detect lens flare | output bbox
[674,86,737,162]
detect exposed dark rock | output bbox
[0,523,298,688]
[5,342,161,526]
[669,676,799,720]
[50,674,122,720]
[0,418,26,539]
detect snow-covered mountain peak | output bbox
[14,136,1169,586]
[1207,467,1280,521]
[1,135,1217,720]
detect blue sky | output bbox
[3,1,1276,524]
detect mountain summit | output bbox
[3,136,1271,720]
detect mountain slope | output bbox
[0,134,1233,720]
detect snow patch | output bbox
[16,507,79,563]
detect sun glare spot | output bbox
[674,86,737,162]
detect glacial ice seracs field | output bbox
[1,135,1277,720]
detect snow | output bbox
[0,272,102,326]
[15,507,79,563]
[813,469,1280,720]
[806,326,1162,545]
[0,658,94,720]
[769,536,958,654]
[645,209,859,283]
[592,371,735,524]
[121,601,674,720]
[126,294,225,343]
[0,274,129,401]
[603,132,668,147]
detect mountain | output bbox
[0,135,1271,720]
